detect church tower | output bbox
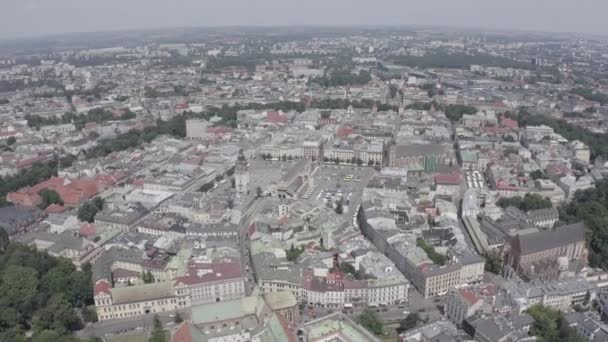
[235,151,249,195]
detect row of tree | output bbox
[570,87,608,105]
[310,69,372,87]
[405,101,477,122]
[496,193,553,211]
[25,108,135,131]
[389,52,533,70]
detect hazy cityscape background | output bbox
[0,0,606,39]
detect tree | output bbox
[82,305,98,323]
[335,202,344,215]
[38,189,63,209]
[339,262,356,275]
[530,170,547,180]
[0,265,39,313]
[286,244,304,262]
[570,88,608,105]
[0,242,93,341]
[443,104,477,123]
[503,135,515,142]
[389,52,532,71]
[31,330,64,342]
[77,202,98,223]
[560,178,608,268]
[311,69,371,87]
[174,312,183,324]
[0,329,26,342]
[527,305,585,342]
[142,270,154,284]
[33,294,82,334]
[92,197,104,211]
[496,193,552,211]
[416,238,446,265]
[389,84,398,99]
[6,137,16,146]
[484,251,503,275]
[198,182,214,193]
[255,186,263,198]
[149,315,167,342]
[503,146,519,156]
[398,312,420,332]
[357,309,384,336]
[0,228,9,253]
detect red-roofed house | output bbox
[267,111,288,124]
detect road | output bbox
[78,310,189,338]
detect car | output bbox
[403,310,410,315]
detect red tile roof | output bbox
[501,117,519,129]
[112,268,140,279]
[459,288,480,306]
[9,176,105,207]
[45,204,66,214]
[435,171,462,185]
[79,223,96,237]
[175,262,243,286]
[94,279,111,296]
[172,321,193,342]
[267,111,288,124]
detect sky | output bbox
[0,0,605,39]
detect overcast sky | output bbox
[0,0,605,39]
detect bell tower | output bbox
[235,151,249,195]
